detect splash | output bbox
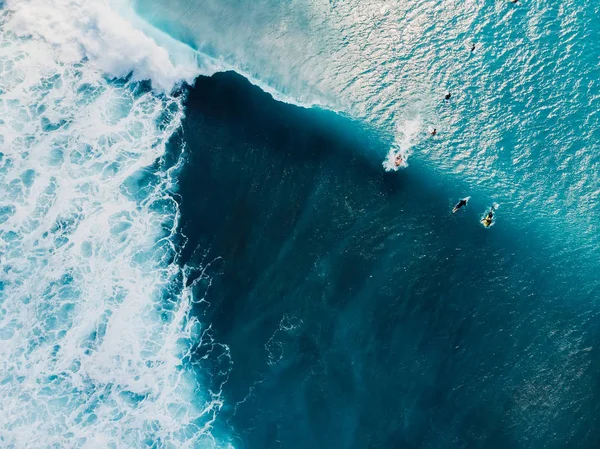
[0,2,228,447]
[382,116,423,171]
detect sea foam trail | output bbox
[382,116,422,171]
[0,2,228,447]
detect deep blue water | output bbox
[174,72,600,449]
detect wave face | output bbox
[126,0,600,447]
[0,1,228,447]
[174,71,600,449]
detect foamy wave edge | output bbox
[0,1,232,447]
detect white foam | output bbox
[0,4,228,447]
[6,0,198,92]
[382,116,423,171]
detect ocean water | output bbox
[1,0,600,448]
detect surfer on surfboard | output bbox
[481,204,498,227]
[452,197,470,214]
[395,154,404,168]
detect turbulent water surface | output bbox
[1,0,600,448]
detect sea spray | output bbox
[383,116,423,170]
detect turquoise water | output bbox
[1,0,600,447]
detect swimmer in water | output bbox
[431,128,437,136]
[471,43,476,52]
[445,93,452,101]
[395,154,404,167]
[452,197,470,214]
[509,0,519,3]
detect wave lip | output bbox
[6,0,198,92]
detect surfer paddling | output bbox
[452,197,470,214]
[481,204,498,227]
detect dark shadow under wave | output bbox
[172,71,600,449]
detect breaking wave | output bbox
[0,1,230,447]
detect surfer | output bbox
[394,154,404,168]
[452,197,470,214]
[470,43,476,52]
[482,211,494,227]
[431,128,437,136]
[481,205,497,227]
[445,93,452,101]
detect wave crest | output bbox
[6,0,198,92]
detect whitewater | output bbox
[0,0,231,447]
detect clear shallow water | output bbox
[1,0,600,448]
